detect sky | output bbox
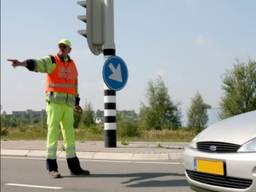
[1,0,256,124]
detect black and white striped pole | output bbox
[103,0,116,147]
[103,83,116,147]
[78,0,127,148]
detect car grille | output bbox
[186,170,252,189]
[197,141,240,153]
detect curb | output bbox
[1,149,184,161]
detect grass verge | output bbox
[1,126,196,142]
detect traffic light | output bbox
[77,0,104,55]
[78,0,116,148]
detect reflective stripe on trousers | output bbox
[47,146,57,159]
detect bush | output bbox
[141,129,197,142]
[75,126,103,141]
[0,128,9,136]
[19,127,27,133]
[118,120,141,138]
[88,124,104,135]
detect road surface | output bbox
[1,156,193,192]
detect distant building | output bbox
[95,110,104,124]
[118,110,139,121]
[12,109,46,118]
[12,109,46,124]
[95,117,103,124]
[94,110,139,124]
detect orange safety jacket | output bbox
[46,55,78,95]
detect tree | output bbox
[82,102,95,127]
[187,92,211,130]
[117,110,138,122]
[220,59,256,119]
[1,112,7,127]
[140,77,181,130]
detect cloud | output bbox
[194,34,210,46]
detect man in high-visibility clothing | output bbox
[8,39,90,178]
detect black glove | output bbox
[75,96,80,106]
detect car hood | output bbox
[196,110,256,145]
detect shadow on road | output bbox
[87,172,189,188]
[126,179,189,188]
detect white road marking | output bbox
[5,183,63,190]
[1,156,184,165]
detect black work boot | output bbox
[67,156,90,176]
[46,159,62,178]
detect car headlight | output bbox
[189,136,198,149]
[238,137,256,152]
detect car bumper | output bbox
[184,147,256,192]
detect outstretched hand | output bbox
[7,59,26,68]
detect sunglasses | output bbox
[59,44,67,49]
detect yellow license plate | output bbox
[196,159,225,176]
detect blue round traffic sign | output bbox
[102,56,128,91]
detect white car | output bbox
[184,110,256,192]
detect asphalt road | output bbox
[1,157,193,192]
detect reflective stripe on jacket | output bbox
[46,55,78,95]
[45,92,76,106]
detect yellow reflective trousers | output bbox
[46,102,76,159]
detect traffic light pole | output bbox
[78,0,117,147]
[103,0,116,147]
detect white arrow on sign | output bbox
[108,63,123,83]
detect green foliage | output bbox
[1,125,47,140]
[139,77,181,130]
[73,110,82,129]
[1,124,196,142]
[117,119,141,138]
[220,59,256,119]
[121,140,129,145]
[87,124,103,135]
[95,109,103,120]
[1,114,18,127]
[0,127,9,136]
[82,102,95,127]
[141,129,197,142]
[187,92,211,131]
[1,110,47,128]
[117,112,141,138]
[75,127,103,141]
[157,143,163,148]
